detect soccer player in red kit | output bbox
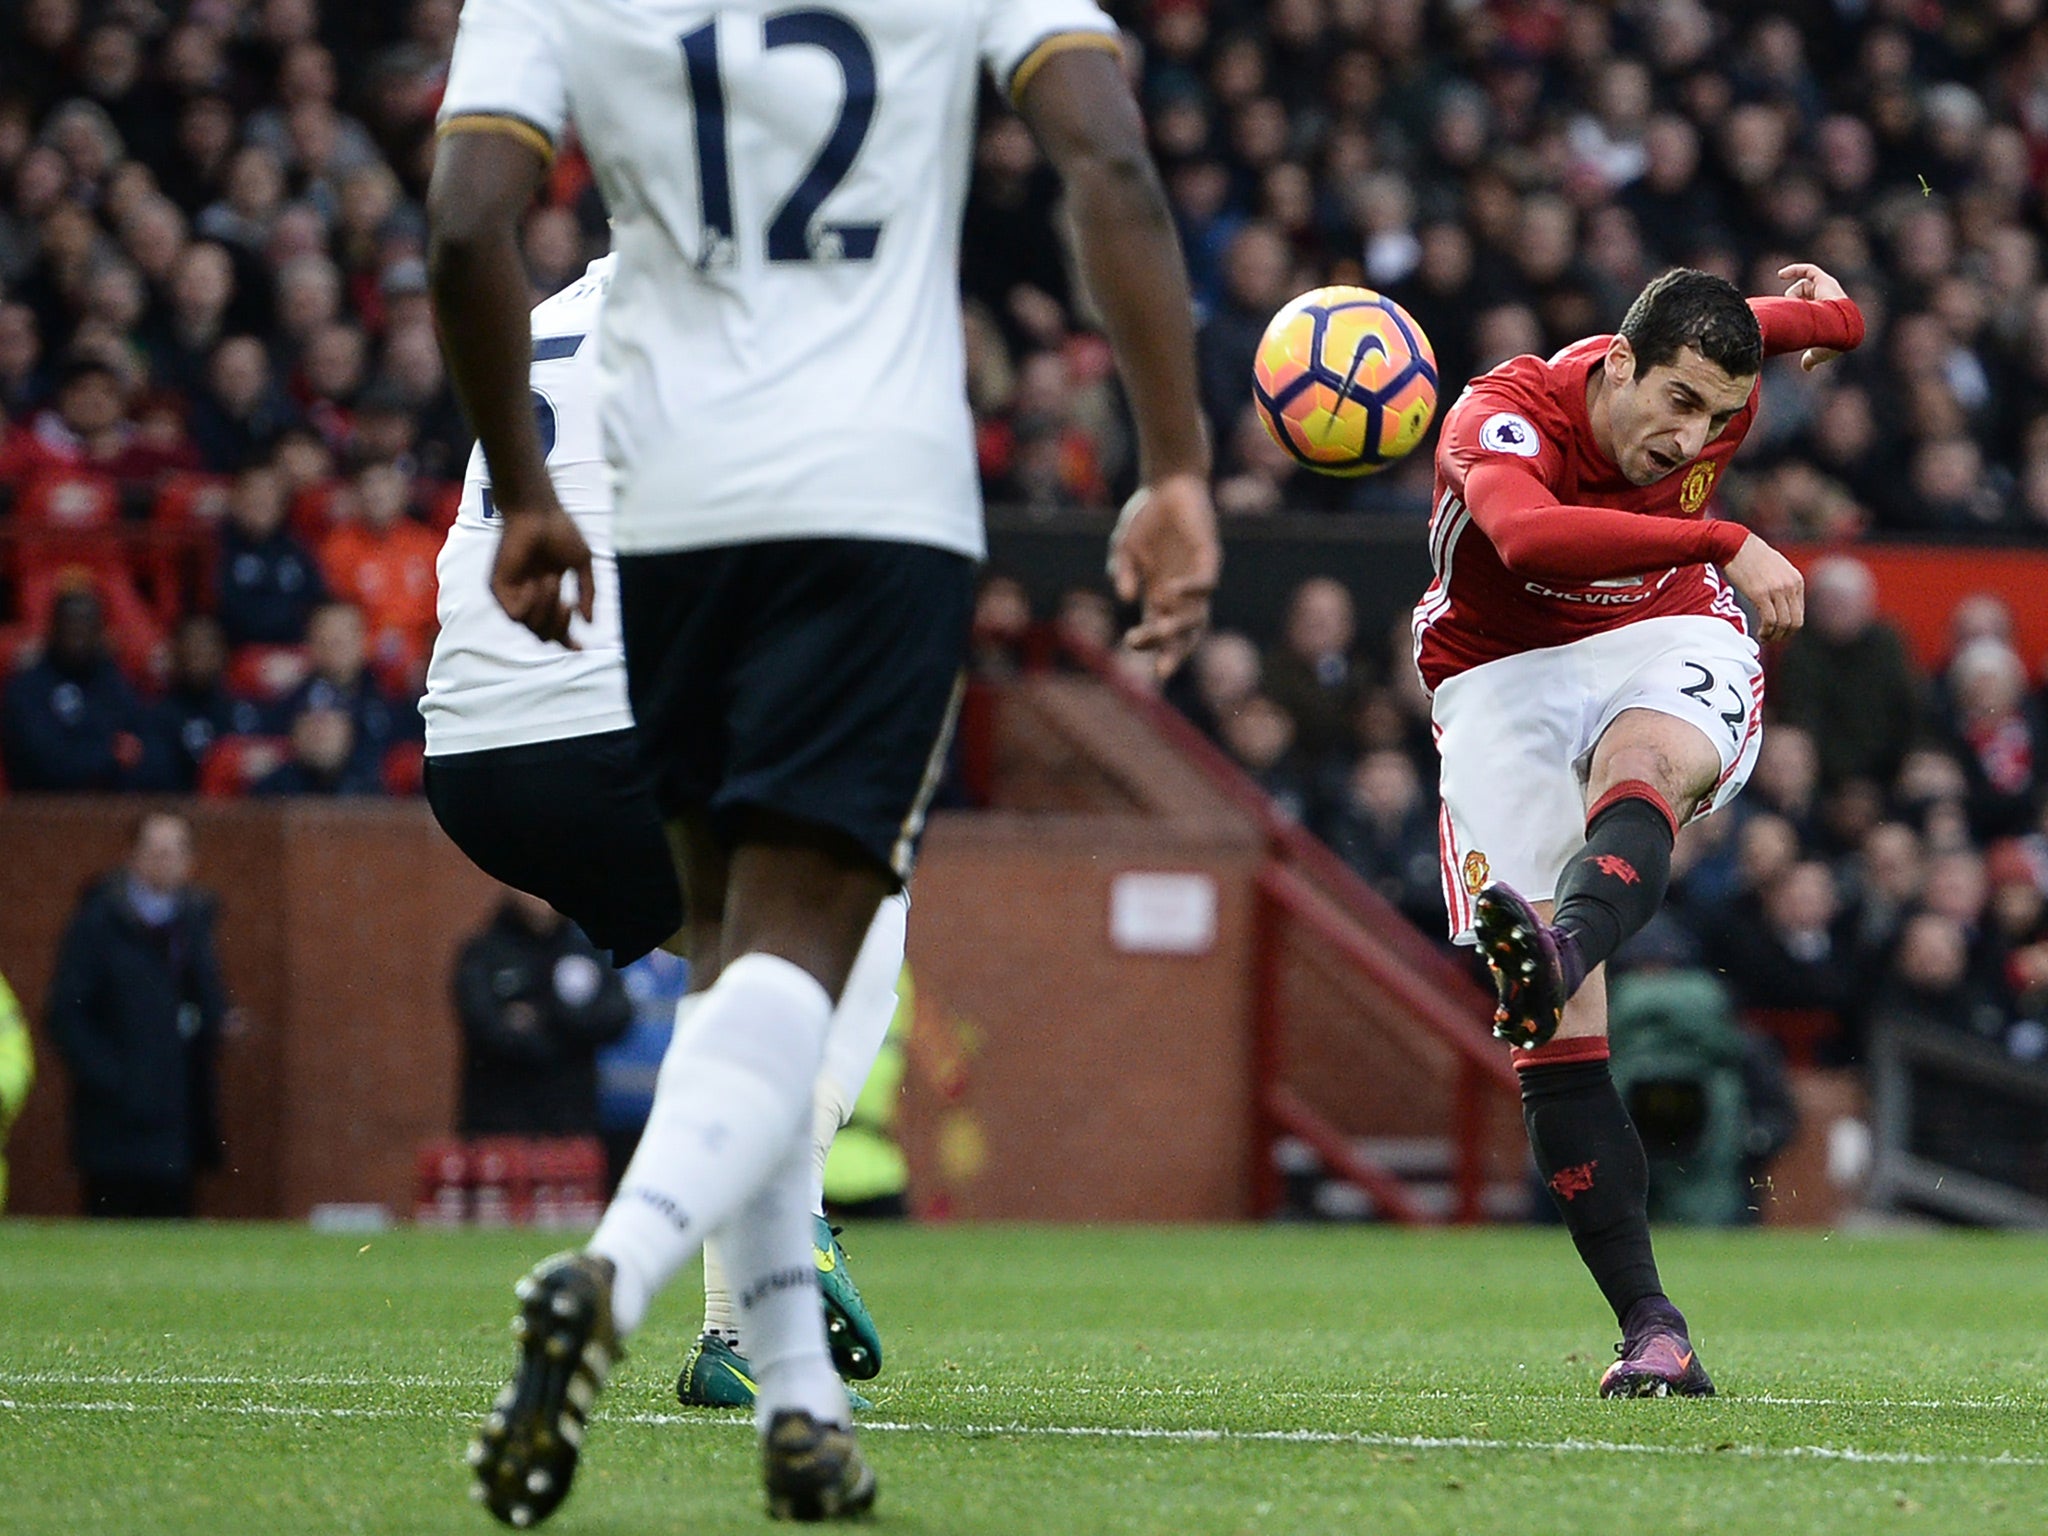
[1415,264,1863,1396]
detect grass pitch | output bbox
[1,1222,2043,1535]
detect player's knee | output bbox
[1592,747,1704,816]
[1595,712,1721,805]
[725,823,891,998]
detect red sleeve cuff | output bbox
[1703,521,1749,563]
[1751,295,1866,358]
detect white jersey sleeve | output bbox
[977,0,1120,102]
[438,0,571,151]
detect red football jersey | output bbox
[1412,295,1864,693]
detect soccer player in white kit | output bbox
[426,0,1219,1521]
[419,255,897,1414]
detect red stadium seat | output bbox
[425,481,463,533]
[0,625,39,677]
[467,1137,534,1226]
[288,479,346,544]
[15,470,119,530]
[381,739,425,797]
[196,735,291,798]
[225,643,311,703]
[152,472,233,529]
[1746,1008,1839,1070]
[414,1138,470,1226]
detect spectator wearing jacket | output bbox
[318,458,439,681]
[270,601,414,775]
[0,352,197,486]
[0,587,151,791]
[145,614,264,790]
[1771,555,1924,792]
[1262,577,1372,769]
[215,461,327,645]
[46,812,230,1217]
[454,891,633,1138]
[186,334,300,471]
[253,705,384,796]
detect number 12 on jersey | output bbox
[680,9,882,268]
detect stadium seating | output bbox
[417,1136,607,1229]
[196,735,292,798]
[14,471,119,531]
[224,644,311,704]
[380,740,426,798]
[151,473,232,531]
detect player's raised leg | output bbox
[1477,707,1705,1049]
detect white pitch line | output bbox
[1,1395,2043,1470]
[1,1373,2032,1414]
[948,1382,2031,1414]
[0,1372,468,1389]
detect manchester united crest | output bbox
[1679,460,1718,515]
[1462,850,1490,895]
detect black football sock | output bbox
[1550,784,1675,975]
[1520,1057,1664,1325]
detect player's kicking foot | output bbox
[1599,1297,1716,1399]
[678,1333,874,1412]
[470,1251,621,1527]
[1472,882,1585,1050]
[763,1409,878,1522]
[816,1217,883,1382]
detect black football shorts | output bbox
[424,727,683,964]
[617,537,975,886]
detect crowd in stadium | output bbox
[3,2,2048,1084]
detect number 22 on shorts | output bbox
[1679,661,1747,746]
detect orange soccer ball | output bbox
[1251,286,1440,476]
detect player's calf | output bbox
[1518,1039,1670,1344]
[1548,779,1679,976]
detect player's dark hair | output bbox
[1618,268,1762,379]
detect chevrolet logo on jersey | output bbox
[1679,460,1718,515]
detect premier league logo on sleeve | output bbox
[1480,412,1541,457]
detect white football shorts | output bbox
[1431,614,1764,944]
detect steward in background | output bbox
[453,889,632,1138]
[46,812,230,1217]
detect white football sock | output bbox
[588,953,830,1337]
[700,895,908,1343]
[700,1241,739,1343]
[809,892,909,1211]
[719,1128,849,1430]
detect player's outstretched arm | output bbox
[427,130,593,647]
[1017,49,1217,678]
[1750,262,1864,374]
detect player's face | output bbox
[1607,343,1755,486]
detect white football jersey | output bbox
[421,257,635,755]
[437,0,1118,561]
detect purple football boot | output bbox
[1472,882,1587,1050]
[1600,1297,1716,1399]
